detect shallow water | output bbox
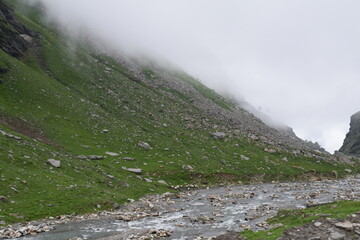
[12,178,360,240]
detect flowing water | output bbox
[9,178,360,240]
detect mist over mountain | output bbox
[26,0,360,153]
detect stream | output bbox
[5,178,360,240]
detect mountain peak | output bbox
[339,111,360,155]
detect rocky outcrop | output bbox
[339,111,360,155]
[0,2,38,58]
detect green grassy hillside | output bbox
[0,1,358,225]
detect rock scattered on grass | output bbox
[157,180,168,185]
[240,155,249,161]
[211,132,226,139]
[105,152,119,157]
[264,148,277,153]
[138,142,152,150]
[144,178,153,183]
[88,155,104,160]
[47,159,60,168]
[0,129,22,141]
[122,167,142,174]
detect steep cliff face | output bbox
[340,111,360,155]
[0,1,37,58]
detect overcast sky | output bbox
[29,0,360,152]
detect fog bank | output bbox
[26,0,360,152]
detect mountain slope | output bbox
[339,111,360,155]
[0,1,355,225]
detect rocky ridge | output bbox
[340,111,360,156]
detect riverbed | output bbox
[3,178,360,240]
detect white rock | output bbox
[138,142,152,150]
[124,168,142,174]
[314,222,322,227]
[105,152,119,157]
[335,221,353,231]
[47,159,60,168]
[211,132,226,139]
[240,155,250,161]
[158,180,168,185]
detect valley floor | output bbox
[2,178,360,240]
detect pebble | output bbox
[314,222,322,227]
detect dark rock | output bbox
[0,196,8,202]
[0,66,7,76]
[123,157,135,161]
[340,111,360,155]
[113,203,120,209]
[0,2,38,58]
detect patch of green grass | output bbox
[241,200,360,239]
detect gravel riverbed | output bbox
[2,178,360,240]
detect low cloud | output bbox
[26,0,360,152]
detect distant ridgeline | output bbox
[340,111,360,155]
